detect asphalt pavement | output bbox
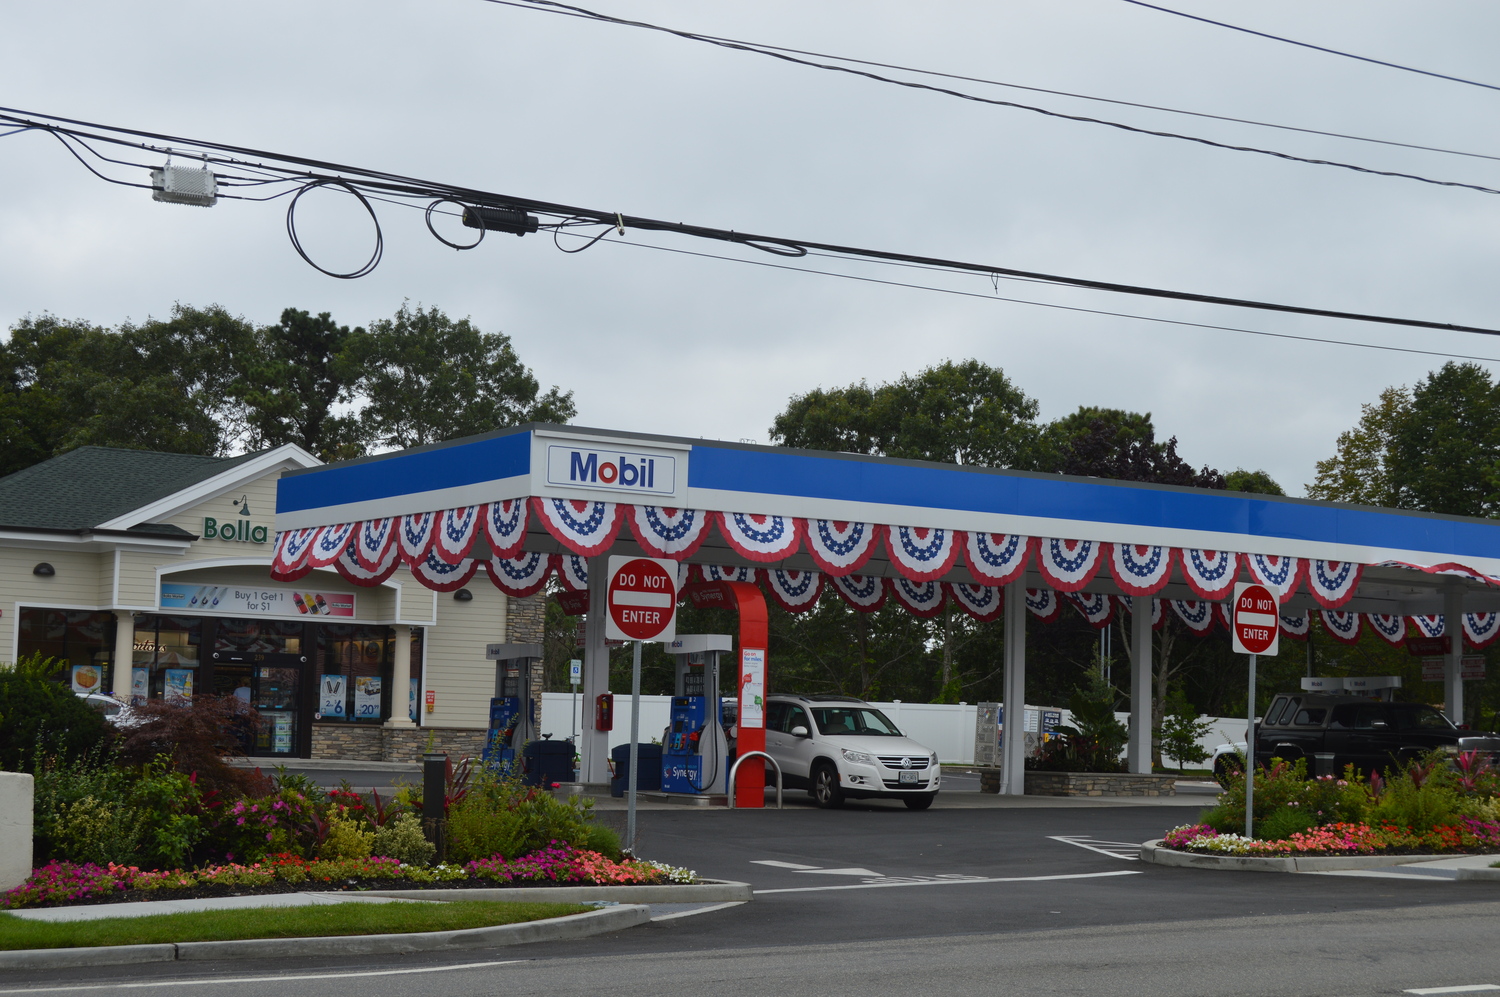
[7,791,1500,996]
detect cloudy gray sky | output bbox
[4,1,1499,493]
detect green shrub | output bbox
[1029,671,1128,773]
[33,755,206,868]
[318,806,374,860]
[584,822,623,860]
[1257,806,1318,841]
[372,812,437,866]
[446,775,593,863]
[1370,774,1461,832]
[0,654,113,772]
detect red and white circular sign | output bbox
[1232,583,1279,655]
[607,556,678,641]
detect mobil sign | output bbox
[546,443,676,496]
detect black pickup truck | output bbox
[1249,693,1500,778]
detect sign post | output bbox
[1231,582,1280,840]
[604,556,679,854]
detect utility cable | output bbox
[1118,0,1500,94]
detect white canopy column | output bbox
[386,625,415,727]
[1444,585,1466,724]
[1126,599,1152,774]
[999,578,1027,796]
[579,556,612,784]
[111,610,133,701]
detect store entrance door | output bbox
[212,652,305,758]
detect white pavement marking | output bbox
[797,867,884,877]
[1404,986,1500,994]
[750,860,823,870]
[0,961,524,994]
[650,901,746,921]
[1047,835,1142,861]
[755,869,1142,894]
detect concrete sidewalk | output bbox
[5,891,424,923]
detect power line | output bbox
[483,0,1500,198]
[484,0,1500,166]
[3,104,1499,338]
[1118,0,1500,94]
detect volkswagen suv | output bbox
[763,694,940,809]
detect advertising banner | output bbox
[159,583,355,618]
[69,664,102,695]
[131,667,149,704]
[739,648,765,729]
[319,674,347,718]
[164,668,194,702]
[354,676,383,719]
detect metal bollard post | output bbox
[423,751,448,863]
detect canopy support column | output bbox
[111,610,133,702]
[999,579,1027,796]
[385,624,415,727]
[1127,598,1152,774]
[580,556,612,784]
[1445,585,1466,725]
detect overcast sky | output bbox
[5,1,1499,494]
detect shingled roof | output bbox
[0,446,262,534]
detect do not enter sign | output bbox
[1231,582,1280,656]
[605,555,678,642]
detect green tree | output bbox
[1226,468,1284,496]
[1306,386,1410,506]
[237,309,366,461]
[342,303,576,449]
[1388,363,1500,517]
[1036,407,1225,488]
[1157,688,1212,774]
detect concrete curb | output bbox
[363,879,752,904]
[0,904,649,971]
[1140,839,1468,872]
[1456,867,1500,881]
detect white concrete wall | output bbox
[0,772,34,890]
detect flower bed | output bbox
[1,845,697,910]
[1161,819,1500,856]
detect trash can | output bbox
[610,743,662,797]
[522,739,575,787]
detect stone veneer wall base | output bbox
[311,724,486,763]
[975,769,1177,797]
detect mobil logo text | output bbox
[546,444,676,495]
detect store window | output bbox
[314,625,393,723]
[214,618,304,655]
[131,616,203,704]
[18,609,116,695]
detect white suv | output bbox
[763,694,940,810]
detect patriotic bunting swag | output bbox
[335,538,400,587]
[1109,544,1175,596]
[830,574,886,612]
[1215,603,1233,632]
[1320,610,1362,645]
[398,512,438,565]
[531,498,623,557]
[306,523,356,568]
[1368,614,1406,645]
[1279,613,1311,640]
[1036,539,1109,592]
[482,500,528,558]
[1465,613,1500,649]
[964,533,1032,586]
[1179,550,1240,600]
[887,577,946,618]
[556,554,589,592]
[699,564,758,584]
[1307,560,1364,609]
[1065,591,1115,629]
[885,526,962,582]
[630,507,710,560]
[764,570,824,614]
[1025,588,1061,622]
[352,519,396,571]
[410,551,480,592]
[271,528,316,581]
[1245,554,1305,599]
[717,512,801,562]
[1410,614,1445,639]
[485,552,553,598]
[1172,600,1216,634]
[803,520,878,576]
[949,583,1003,622]
[433,506,481,564]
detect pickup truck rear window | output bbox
[1293,708,1327,726]
[1268,697,1299,726]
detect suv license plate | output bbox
[898,771,919,784]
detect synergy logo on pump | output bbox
[545,444,677,495]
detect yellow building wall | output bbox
[0,547,109,661]
[419,577,508,730]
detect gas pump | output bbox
[483,642,541,774]
[661,634,733,795]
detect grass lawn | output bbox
[0,900,591,950]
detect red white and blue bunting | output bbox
[1279,613,1311,640]
[886,576,947,618]
[433,506,482,565]
[1216,602,1233,632]
[830,573,886,612]
[306,523,356,569]
[1109,544,1175,596]
[482,500,528,558]
[484,551,554,598]
[885,526,963,582]
[803,520,878,576]
[1118,595,1167,630]
[410,550,480,593]
[1464,613,1500,649]
[717,512,802,563]
[1065,591,1115,630]
[1320,610,1362,646]
[964,533,1032,586]
[352,519,397,572]
[1410,614,1445,639]
[1179,550,1240,600]
[1244,554,1306,600]
[630,507,710,560]
[1371,560,1495,586]
[698,564,758,584]
[398,512,439,566]
[949,583,1003,623]
[1362,614,1403,645]
[556,553,589,593]
[270,528,317,581]
[1172,600,1216,634]
[531,498,624,557]
[1025,588,1061,622]
[764,569,824,614]
[1036,539,1109,593]
[334,537,400,587]
[1306,560,1364,609]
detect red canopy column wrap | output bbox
[686,578,769,807]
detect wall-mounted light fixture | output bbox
[453,588,473,602]
[32,563,55,577]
